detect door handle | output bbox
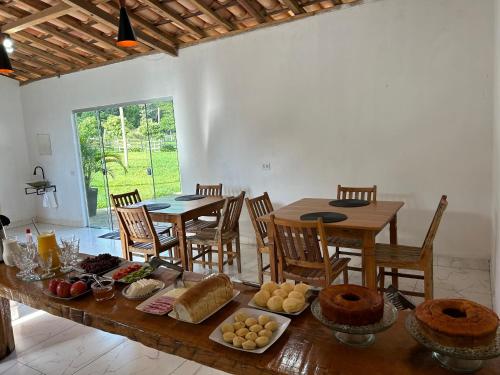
[146,168,152,176]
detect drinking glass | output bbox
[60,236,80,268]
[57,242,73,273]
[13,242,40,281]
[37,252,55,279]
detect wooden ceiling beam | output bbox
[1,3,71,34]
[187,0,234,30]
[13,38,77,69]
[16,30,92,65]
[61,0,177,56]
[140,0,204,38]
[106,2,178,48]
[10,60,43,77]
[36,24,113,61]
[10,50,61,73]
[235,0,265,23]
[281,0,305,15]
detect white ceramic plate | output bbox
[247,298,310,316]
[122,281,165,300]
[209,307,291,354]
[168,290,240,324]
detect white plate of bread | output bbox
[209,308,291,353]
[248,281,311,315]
[168,273,240,324]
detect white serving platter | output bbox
[168,289,240,324]
[209,307,291,354]
[247,298,310,316]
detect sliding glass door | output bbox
[75,100,180,229]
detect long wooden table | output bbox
[258,199,405,289]
[120,195,225,270]
[0,265,499,374]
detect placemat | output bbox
[175,195,206,201]
[145,203,171,211]
[329,199,370,208]
[300,212,347,223]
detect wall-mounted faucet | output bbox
[33,166,45,180]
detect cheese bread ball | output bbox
[233,336,245,347]
[233,322,245,330]
[265,321,279,331]
[253,290,271,307]
[255,336,270,348]
[258,329,273,338]
[261,281,278,294]
[236,328,249,337]
[242,340,257,350]
[283,297,305,313]
[279,282,294,294]
[245,332,258,341]
[249,324,263,333]
[223,332,236,343]
[258,314,271,326]
[245,317,258,328]
[220,323,235,333]
[267,296,284,312]
[234,312,248,322]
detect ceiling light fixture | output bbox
[0,35,13,74]
[116,0,138,48]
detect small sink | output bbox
[27,181,50,189]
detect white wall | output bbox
[20,0,494,259]
[0,76,35,226]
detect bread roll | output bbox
[261,281,278,294]
[234,312,248,322]
[223,332,236,342]
[280,282,294,294]
[245,317,258,327]
[245,332,258,341]
[249,324,263,333]
[294,283,310,295]
[255,336,270,347]
[259,329,273,337]
[233,336,245,347]
[233,322,245,330]
[173,274,233,323]
[220,323,234,333]
[288,291,305,302]
[236,327,249,337]
[267,296,284,312]
[242,340,256,350]
[258,315,271,326]
[283,297,304,313]
[272,289,288,299]
[253,290,270,307]
[265,321,279,331]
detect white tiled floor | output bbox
[1,224,493,375]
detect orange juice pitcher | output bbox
[37,232,60,269]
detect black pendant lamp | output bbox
[0,35,13,75]
[117,0,138,48]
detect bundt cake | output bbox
[319,284,384,326]
[415,299,499,347]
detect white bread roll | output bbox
[173,274,233,322]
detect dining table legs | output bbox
[0,297,15,360]
[363,231,377,290]
[389,214,399,289]
[175,218,189,271]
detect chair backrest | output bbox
[270,215,330,270]
[421,195,448,253]
[217,191,246,235]
[196,183,223,196]
[110,189,142,209]
[116,206,158,245]
[337,185,377,202]
[245,192,274,248]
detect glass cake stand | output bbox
[311,299,398,348]
[405,313,500,373]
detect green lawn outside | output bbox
[89,150,181,209]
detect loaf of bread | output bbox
[173,274,233,322]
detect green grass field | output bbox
[89,151,181,209]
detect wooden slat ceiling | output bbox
[0,0,360,84]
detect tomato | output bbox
[56,281,72,298]
[70,281,87,297]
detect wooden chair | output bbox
[116,206,180,263]
[331,185,377,274]
[187,192,245,273]
[377,195,448,300]
[110,190,171,235]
[245,192,274,284]
[270,215,350,287]
[184,183,223,233]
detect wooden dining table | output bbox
[120,195,226,271]
[258,198,405,290]
[0,263,498,375]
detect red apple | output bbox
[70,281,87,297]
[48,279,62,295]
[56,281,72,298]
